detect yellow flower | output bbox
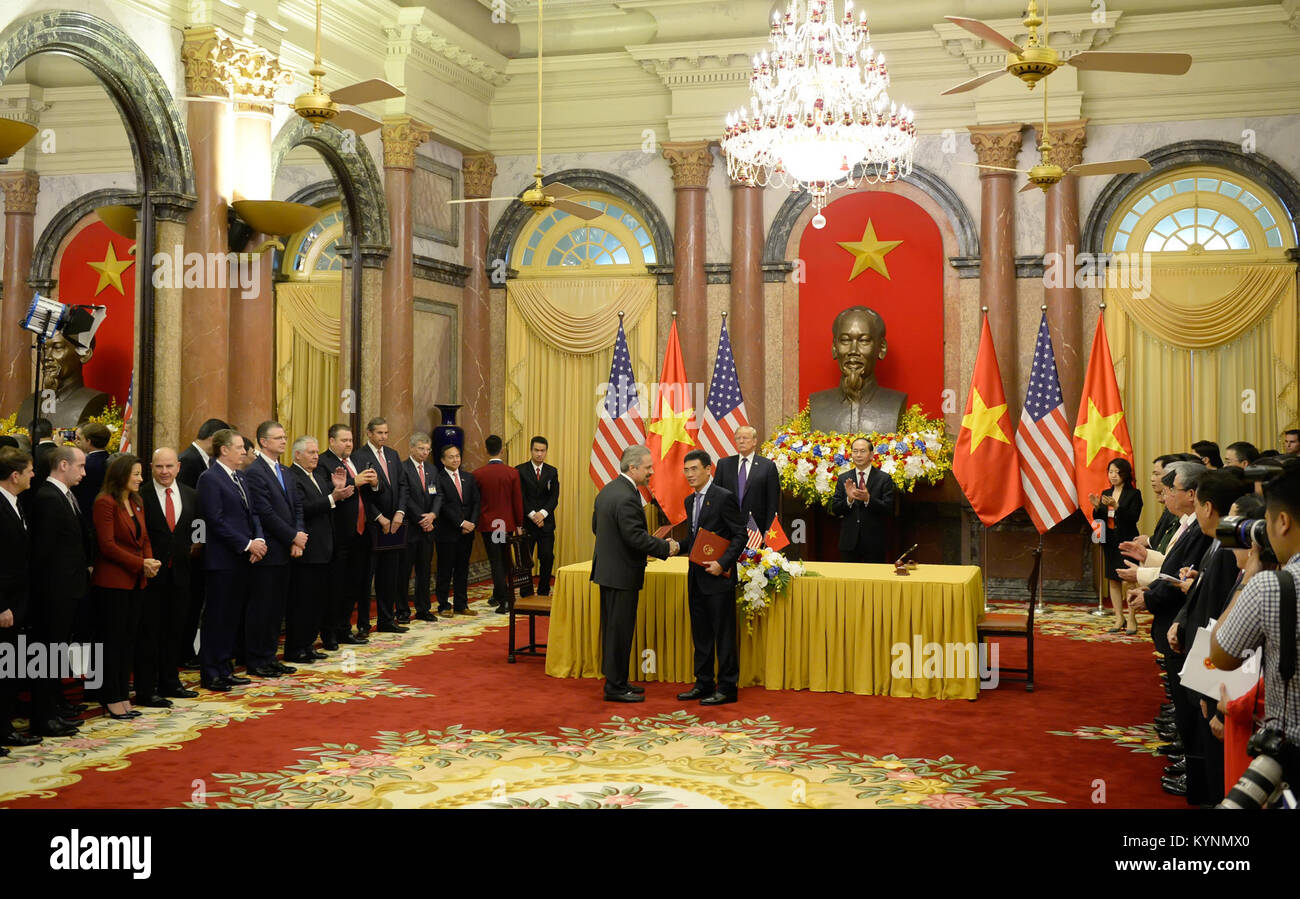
[467,733,500,742]
[312,691,351,701]
[291,773,331,784]
[898,777,950,794]
[721,732,747,741]
[393,745,430,757]
[655,727,678,735]
[871,759,908,769]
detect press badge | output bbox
[428,485,437,495]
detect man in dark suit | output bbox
[317,424,377,644]
[177,417,230,670]
[351,417,409,633]
[829,437,897,563]
[243,421,306,677]
[138,447,200,705]
[401,433,441,622]
[287,436,342,661]
[677,450,746,706]
[196,429,265,691]
[26,418,57,505]
[714,425,780,534]
[516,435,559,597]
[0,447,40,750]
[473,435,524,614]
[27,445,90,736]
[178,418,231,490]
[73,421,111,511]
[433,443,481,616]
[591,445,676,702]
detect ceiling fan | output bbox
[964,71,1150,193]
[941,0,1191,95]
[448,0,601,222]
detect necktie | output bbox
[68,490,80,517]
[376,448,389,482]
[453,470,463,499]
[274,463,286,495]
[857,472,865,491]
[231,471,248,507]
[345,459,365,534]
[535,466,541,481]
[165,487,176,531]
[418,463,426,491]
[14,499,25,530]
[692,491,702,532]
[738,458,748,502]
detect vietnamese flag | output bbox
[1072,316,1134,516]
[646,319,697,526]
[954,317,1023,526]
[764,513,791,552]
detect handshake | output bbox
[666,538,680,557]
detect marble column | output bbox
[1036,118,1088,410]
[662,141,715,381]
[729,177,764,434]
[0,171,39,417]
[461,151,496,470]
[380,116,431,450]
[151,217,188,451]
[227,231,276,433]
[969,123,1025,415]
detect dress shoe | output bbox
[283,652,315,664]
[0,730,42,746]
[309,649,328,660]
[604,691,644,703]
[454,609,478,617]
[340,634,366,645]
[57,702,88,716]
[395,614,411,624]
[57,716,84,729]
[438,609,455,619]
[246,665,280,678]
[0,746,8,757]
[700,692,737,705]
[677,686,713,701]
[135,694,174,708]
[414,611,438,622]
[321,640,340,652]
[162,687,199,699]
[200,678,231,692]
[274,662,297,675]
[625,684,645,694]
[181,656,202,671]
[1161,774,1188,795]
[1161,703,1175,714]
[1156,724,1178,740]
[1164,759,1187,776]
[377,624,409,633]
[1158,741,1184,756]
[225,674,251,686]
[33,718,78,737]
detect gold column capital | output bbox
[181,25,293,112]
[0,170,40,214]
[662,140,716,189]
[381,116,433,170]
[1032,118,1089,171]
[968,123,1025,172]
[461,152,498,199]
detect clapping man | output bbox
[287,436,339,661]
[401,434,441,622]
[829,437,897,563]
[352,418,408,632]
[317,424,377,644]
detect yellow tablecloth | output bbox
[545,558,985,700]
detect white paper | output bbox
[1177,619,1261,702]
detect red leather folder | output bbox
[689,528,732,576]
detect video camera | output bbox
[1215,456,1300,563]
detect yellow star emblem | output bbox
[1073,398,1125,465]
[837,219,903,281]
[648,398,696,453]
[961,388,1011,453]
[87,242,134,296]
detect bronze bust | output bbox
[807,305,906,435]
[16,331,112,430]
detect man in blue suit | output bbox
[243,421,307,677]
[72,421,111,512]
[196,429,265,691]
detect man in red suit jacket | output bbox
[472,435,524,613]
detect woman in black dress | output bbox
[1090,458,1143,633]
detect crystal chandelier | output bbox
[721,0,916,228]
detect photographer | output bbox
[1211,460,1300,803]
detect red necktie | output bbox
[453,470,463,499]
[857,473,865,491]
[345,459,365,534]
[535,466,541,481]
[376,448,389,482]
[418,464,426,491]
[165,486,176,531]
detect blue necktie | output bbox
[275,464,286,495]
[738,458,748,502]
[692,491,702,532]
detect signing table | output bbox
[545,557,985,700]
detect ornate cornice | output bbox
[461,152,497,199]
[969,123,1025,171]
[181,25,293,113]
[0,170,40,214]
[384,24,512,88]
[1032,118,1088,171]
[413,255,471,287]
[381,116,432,170]
[662,140,715,189]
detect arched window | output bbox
[1106,167,1294,256]
[282,205,345,279]
[513,193,657,274]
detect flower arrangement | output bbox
[762,404,953,509]
[0,413,28,440]
[83,400,126,452]
[736,545,808,633]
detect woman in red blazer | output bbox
[92,454,160,719]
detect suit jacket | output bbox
[403,457,442,540]
[177,444,210,490]
[0,492,31,623]
[90,494,154,590]
[590,475,671,591]
[473,460,523,533]
[141,479,198,576]
[1173,540,1240,649]
[317,450,363,546]
[289,464,334,564]
[197,463,263,571]
[517,461,559,533]
[1151,508,1178,549]
[714,454,780,533]
[352,443,408,524]
[432,467,480,541]
[1145,522,1213,655]
[1093,485,1143,543]
[28,480,92,602]
[72,450,109,512]
[243,454,305,566]
[680,482,746,595]
[829,466,897,554]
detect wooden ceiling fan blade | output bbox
[944,17,1024,55]
[1068,51,1191,75]
[941,68,1009,96]
[554,199,602,221]
[959,162,1027,174]
[545,182,580,199]
[331,109,382,136]
[1019,181,1042,193]
[330,79,405,106]
[1069,159,1152,177]
[447,197,519,204]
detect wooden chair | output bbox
[976,547,1042,692]
[506,535,549,663]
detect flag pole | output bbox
[981,304,991,615]
[1035,533,1047,616]
[1091,298,1110,617]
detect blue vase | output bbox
[432,403,464,460]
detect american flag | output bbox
[745,512,764,551]
[1015,312,1077,533]
[698,318,749,465]
[118,379,133,454]
[589,318,647,487]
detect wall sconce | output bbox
[0,118,38,163]
[230,199,320,254]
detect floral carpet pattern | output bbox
[1046,723,1168,757]
[987,600,1153,645]
[181,712,1065,809]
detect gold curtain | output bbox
[1105,263,1298,535]
[505,277,658,568]
[275,281,342,447]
